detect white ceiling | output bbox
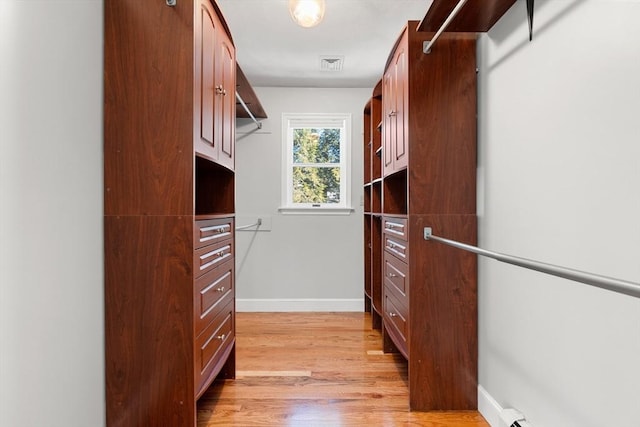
[216,0,431,88]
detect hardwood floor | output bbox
[197,312,489,426]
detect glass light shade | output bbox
[289,0,325,28]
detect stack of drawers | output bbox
[382,216,409,358]
[193,216,235,396]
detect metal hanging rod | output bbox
[236,92,262,129]
[423,0,469,54]
[235,218,262,231]
[423,227,640,299]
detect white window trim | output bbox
[279,113,353,215]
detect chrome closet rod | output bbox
[235,218,262,231]
[423,0,469,54]
[235,92,262,129]
[423,227,640,299]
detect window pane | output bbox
[292,166,341,203]
[293,128,341,164]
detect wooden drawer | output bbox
[383,251,408,303]
[384,234,408,261]
[195,297,234,394]
[382,216,408,241]
[383,291,408,359]
[194,238,233,278]
[194,257,234,335]
[194,217,234,249]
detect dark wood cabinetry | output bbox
[364,21,478,411]
[364,81,384,329]
[382,37,408,177]
[195,0,236,170]
[104,1,237,425]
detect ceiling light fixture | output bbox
[289,0,325,28]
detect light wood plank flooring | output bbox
[198,312,489,426]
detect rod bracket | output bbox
[423,41,433,54]
[423,227,433,240]
[166,0,176,6]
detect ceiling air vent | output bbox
[319,55,344,72]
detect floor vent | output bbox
[501,409,532,427]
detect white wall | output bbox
[477,1,640,426]
[0,1,105,426]
[235,87,371,311]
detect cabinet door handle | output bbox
[388,273,397,278]
[217,286,225,292]
[215,85,224,95]
[388,312,397,318]
[388,110,396,117]
[217,334,226,340]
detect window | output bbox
[281,113,352,214]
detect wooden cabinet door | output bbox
[393,46,408,172]
[195,1,218,161]
[382,32,408,177]
[215,31,235,171]
[382,70,394,176]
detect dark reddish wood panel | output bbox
[104,0,194,217]
[417,0,517,32]
[408,214,477,410]
[236,64,267,119]
[406,25,477,214]
[105,215,195,427]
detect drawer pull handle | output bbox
[217,286,225,293]
[389,243,395,249]
[201,225,227,233]
[389,312,397,318]
[217,334,226,340]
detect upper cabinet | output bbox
[382,34,408,177]
[195,0,236,170]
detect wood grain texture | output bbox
[197,312,489,426]
[409,214,478,410]
[105,215,195,427]
[405,24,477,215]
[104,0,194,216]
[417,0,517,32]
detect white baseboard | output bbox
[236,298,364,312]
[478,385,503,427]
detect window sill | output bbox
[278,206,354,216]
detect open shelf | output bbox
[382,169,407,215]
[195,155,235,216]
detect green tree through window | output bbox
[292,128,341,204]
